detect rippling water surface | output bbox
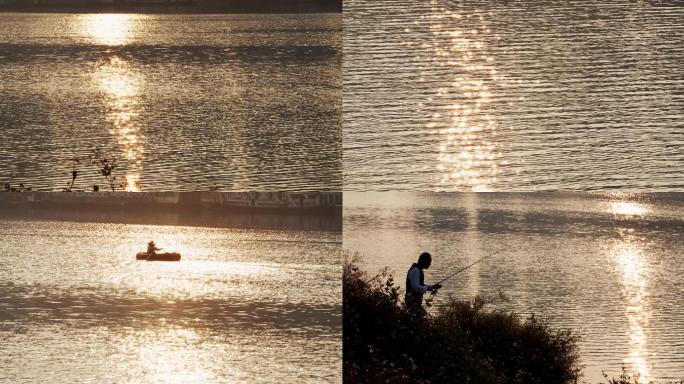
[344,192,684,381]
[0,13,341,191]
[344,0,684,191]
[0,220,341,383]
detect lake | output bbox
[0,12,341,191]
[0,219,341,383]
[344,0,684,191]
[344,192,684,381]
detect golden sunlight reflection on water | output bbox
[117,328,227,384]
[424,3,504,191]
[129,260,280,300]
[94,57,144,191]
[80,14,140,46]
[462,194,483,296]
[613,230,652,380]
[83,13,144,191]
[605,197,652,379]
[609,201,649,217]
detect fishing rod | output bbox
[434,248,506,286]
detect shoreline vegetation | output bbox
[0,0,341,13]
[343,256,683,384]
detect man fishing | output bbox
[405,249,505,314]
[405,252,442,313]
[146,241,161,256]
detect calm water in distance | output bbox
[344,192,684,381]
[344,0,684,191]
[0,13,341,191]
[0,220,341,383]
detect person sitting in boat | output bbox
[147,241,161,256]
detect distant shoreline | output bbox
[0,191,343,231]
[0,0,341,14]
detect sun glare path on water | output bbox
[603,194,652,379]
[81,14,140,46]
[419,2,506,191]
[612,232,652,381]
[609,202,649,217]
[93,57,145,191]
[82,14,145,191]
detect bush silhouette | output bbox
[344,256,580,384]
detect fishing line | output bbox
[434,248,506,286]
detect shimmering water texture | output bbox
[344,192,684,381]
[0,221,341,383]
[0,13,341,191]
[344,0,684,191]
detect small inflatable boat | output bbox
[136,252,181,262]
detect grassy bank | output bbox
[343,257,682,384]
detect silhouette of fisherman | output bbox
[405,252,442,314]
[147,241,161,256]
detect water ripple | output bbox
[344,0,684,191]
[0,13,342,191]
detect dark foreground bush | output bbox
[344,257,581,384]
[344,258,684,384]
